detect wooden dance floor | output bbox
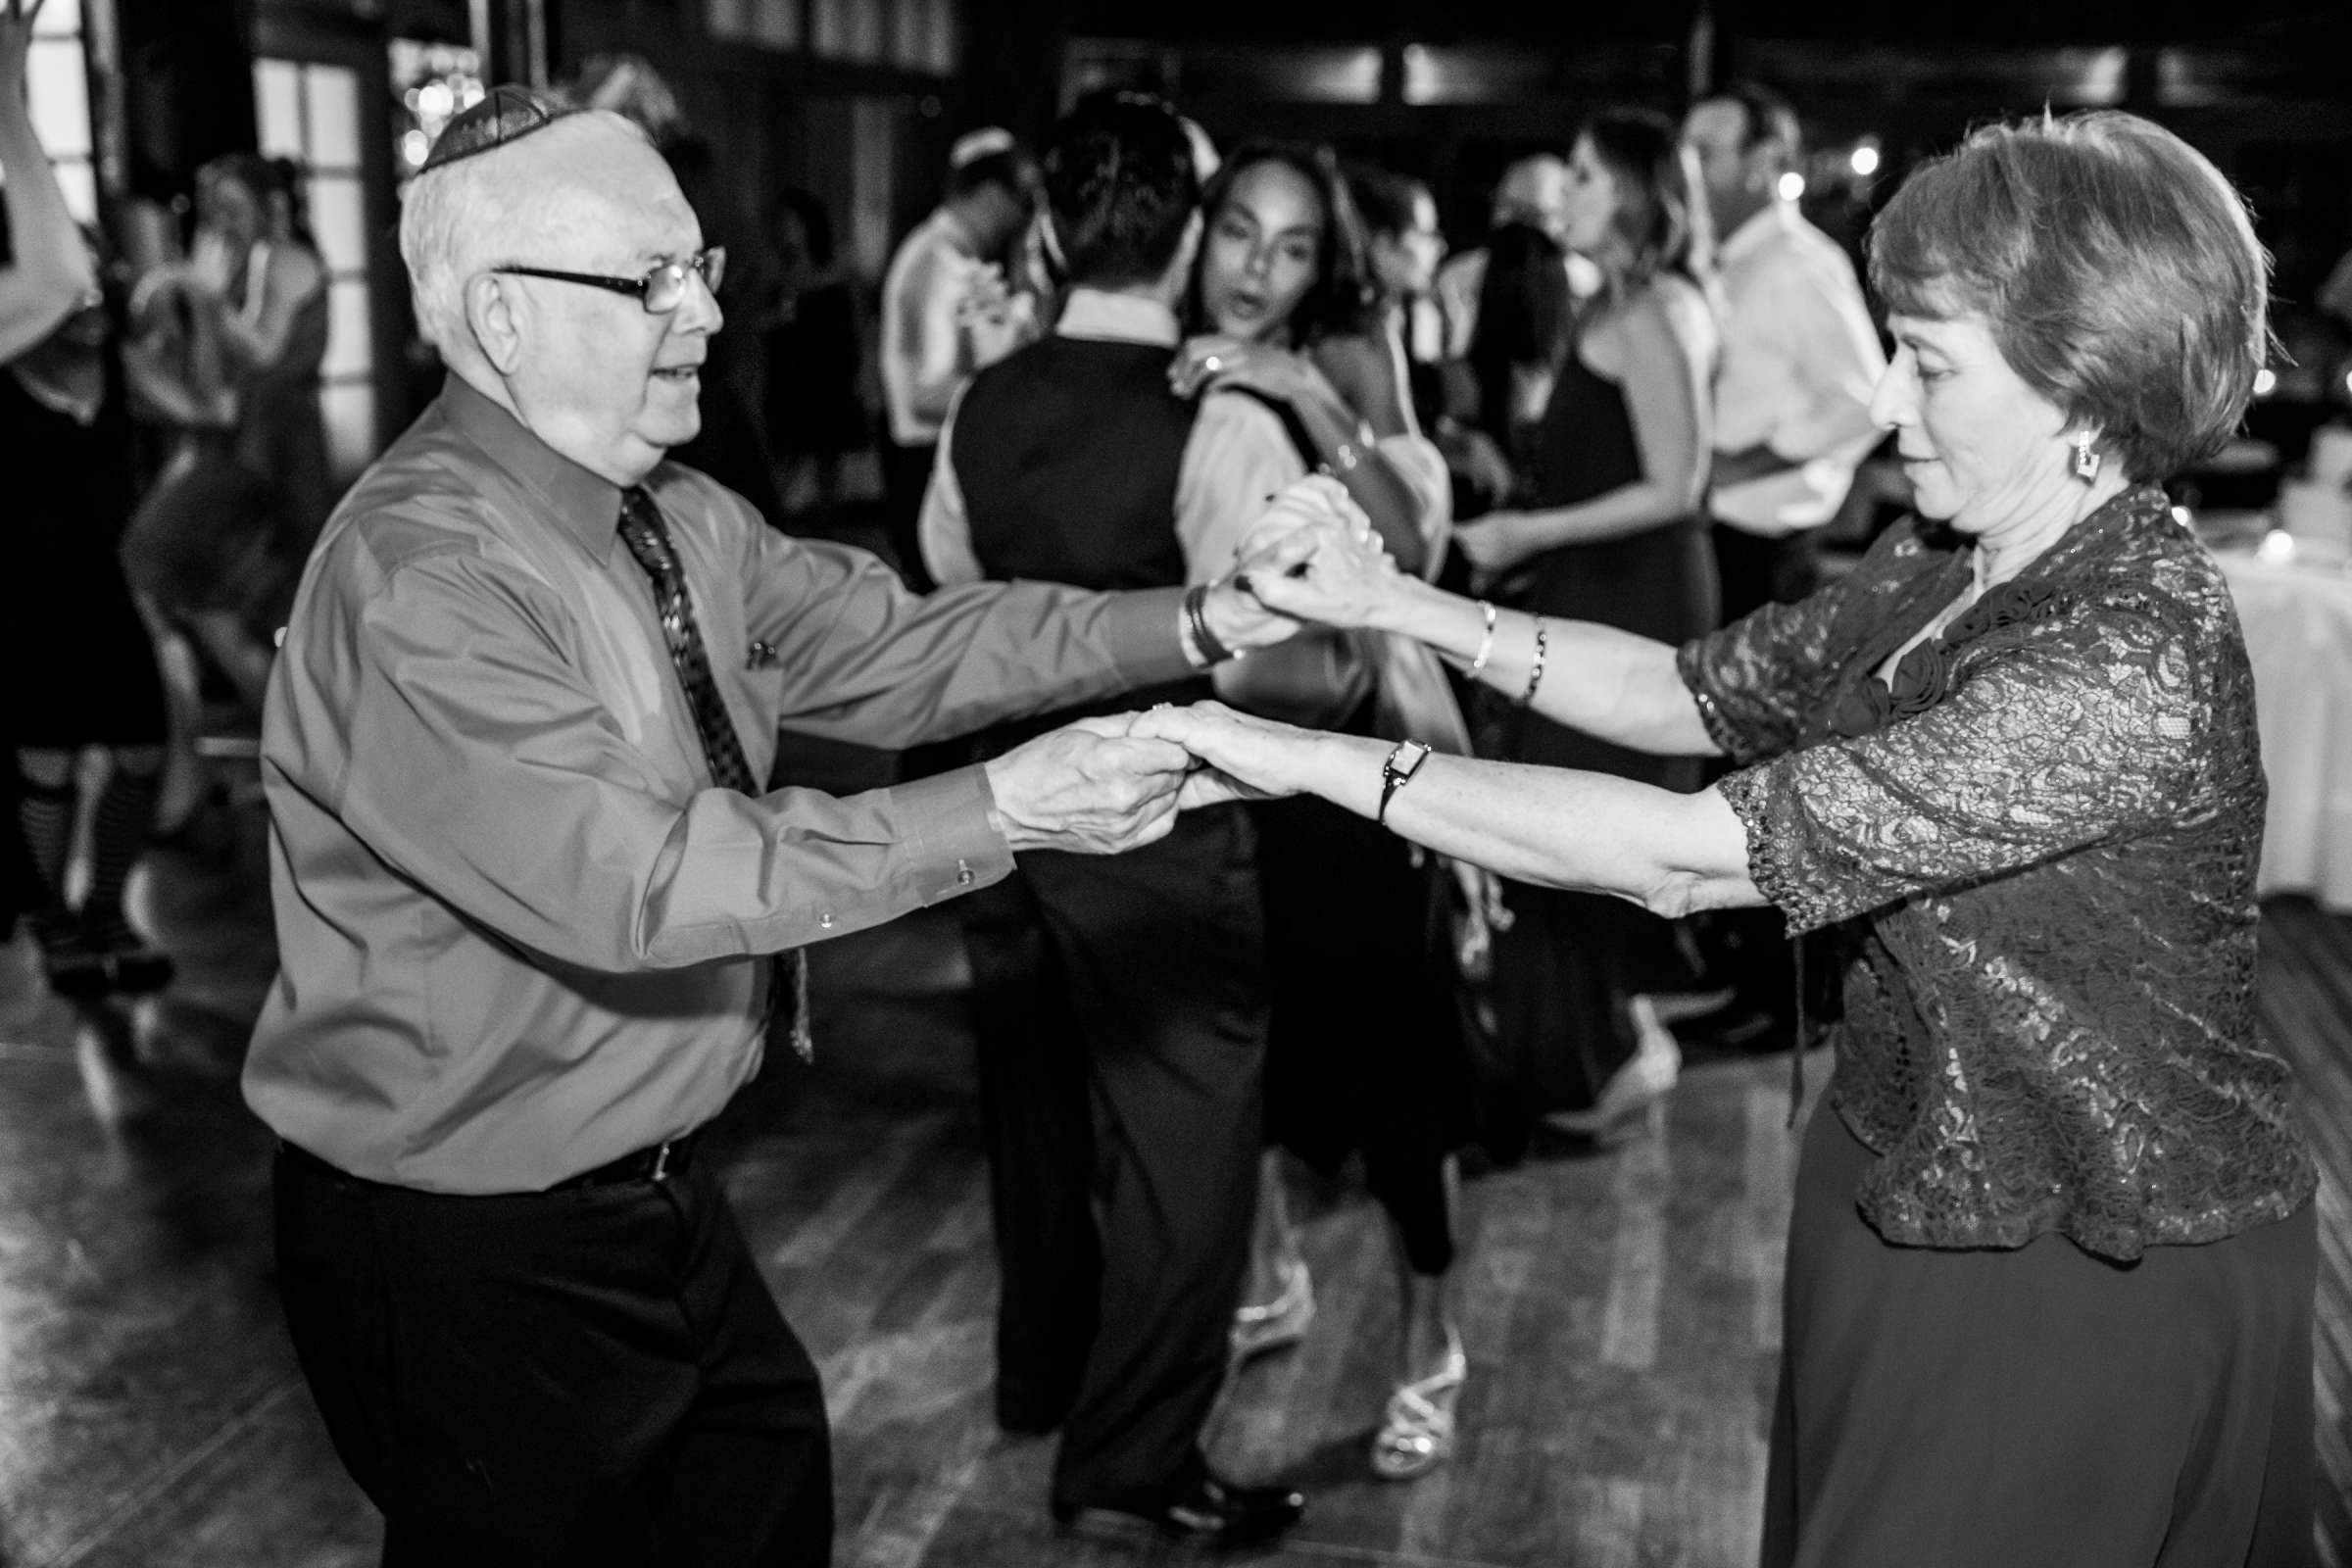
[1,802,2346,1566]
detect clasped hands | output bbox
[984,477,1399,855]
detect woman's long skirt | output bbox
[1765,1096,2315,1568]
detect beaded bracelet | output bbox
[1468,600,1498,677]
[1518,618,1549,707]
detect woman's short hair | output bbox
[1580,109,1710,290]
[1190,139,1377,346]
[1868,111,2271,483]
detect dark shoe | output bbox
[31,913,110,999]
[1052,1466,1305,1546]
[83,917,175,996]
[105,941,176,996]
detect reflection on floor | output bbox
[1,801,2345,1567]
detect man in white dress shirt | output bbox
[878,126,1039,589]
[1684,84,1887,624]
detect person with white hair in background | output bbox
[878,125,1042,590]
[247,86,1361,1566]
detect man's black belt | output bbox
[277,1131,701,1193]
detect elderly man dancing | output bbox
[246,88,1355,1567]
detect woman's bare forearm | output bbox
[0,103,97,361]
[1365,576,1720,756]
[1514,477,1699,551]
[1293,730,1758,915]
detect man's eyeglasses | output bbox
[493,247,726,314]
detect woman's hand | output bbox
[1452,510,1546,583]
[1437,423,1519,509]
[1168,334,1311,402]
[1235,491,1408,632]
[1129,700,1329,806]
[186,227,240,304]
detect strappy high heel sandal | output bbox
[1229,1255,1314,1362]
[1370,1328,1467,1480]
[1544,997,1682,1145]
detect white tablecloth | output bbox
[2218,547,2352,909]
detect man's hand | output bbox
[1200,476,1389,653]
[982,714,1194,855]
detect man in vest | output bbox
[918,89,1311,1545]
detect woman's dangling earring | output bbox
[2072,431,2102,483]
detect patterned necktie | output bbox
[617,486,811,1060]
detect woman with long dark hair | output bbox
[0,1,180,993]
[1169,138,1481,1482]
[1452,111,1721,1153]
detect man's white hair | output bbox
[397,109,651,368]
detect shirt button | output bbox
[955,858,974,887]
[817,911,835,930]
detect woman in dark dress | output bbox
[1141,110,2312,1565]
[1450,112,1719,1149]
[1168,140,1477,1480]
[3,277,176,993]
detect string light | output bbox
[391,39,485,180]
[1850,142,1881,178]
[1777,171,1806,201]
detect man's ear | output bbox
[466,272,523,375]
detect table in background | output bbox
[2210,526,2352,911]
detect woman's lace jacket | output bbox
[1679,485,2315,1259]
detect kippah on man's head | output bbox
[418,84,579,175]
[950,127,1016,171]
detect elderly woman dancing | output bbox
[1139,111,2316,1565]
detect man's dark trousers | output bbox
[962,805,1267,1509]
[274,1145,832,1566]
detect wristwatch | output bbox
[1378,740,1433,826]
